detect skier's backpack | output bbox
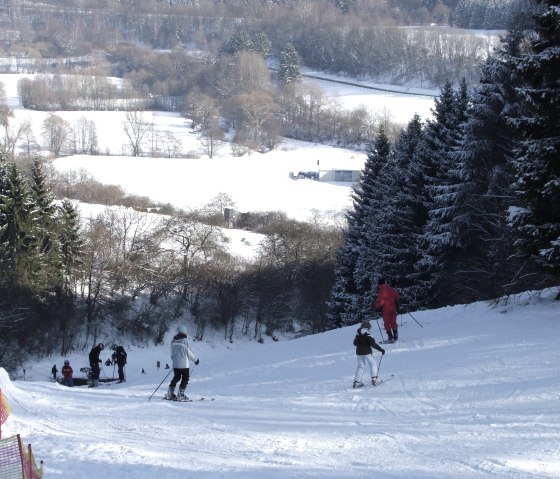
[116,346,127,363]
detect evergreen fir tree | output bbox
[325,127,392,327]
[251,32,272,59]
[29,157,64,294]
[0,162,38,291]
[220,31,253,56]
[324,228,362,328]
[412,80,469,306]
[354,126,393,302]
[58,199,83,296]
[450,27,526,301]
[379,114,428,310]
[507,0,560,277]
[278,43,301,85]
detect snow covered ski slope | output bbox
[1,289,559,478]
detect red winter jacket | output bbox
[375,284,400,313]
[62,365,73,380]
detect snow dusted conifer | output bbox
[326,127,392,327]
[278,43,301,85]
[448,27,526,301]
[379,114,428,309]
[507,0,560,276]
[57,199,83,297]
[0,161,38,290]
[353,127,393,319]
[412,81,469,306]
[29,157,65,293]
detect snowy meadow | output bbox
[1,72,435,222]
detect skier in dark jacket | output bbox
[353,320,385,389]
[111,345,127,383]
[89,343,104,387]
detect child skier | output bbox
[61,359,74,387]
[353,320,385,388]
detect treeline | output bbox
[17,74,136,111]
[0,0,527,88]
[11,54,403,154]
[326,2,560,327]
[0,155,342,373]
[454,0,534,29]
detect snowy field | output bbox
[0,72,436,222]
[1,289,559,478]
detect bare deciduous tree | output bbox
[2,117,33,158]
[72,116,99,155]
[122,110,152,157]
[184,90,220,131]
[200,117,225,158]
[42,113,72,157]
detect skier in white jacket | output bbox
[166,325,199,400]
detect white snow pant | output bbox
[354,354,377,382]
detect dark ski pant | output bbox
[170,368,190,390]
[117,362,125,381]
[90,362,100,380]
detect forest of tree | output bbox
[0,0,558,372]
[0,0,530,86]
[0,0,535,152]
[326,0,559,327]
[0,152,343,371]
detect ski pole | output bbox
[148,369,173,401]
[100,363,111,385]
[407,310,424,328]
[377,351,384,378]
[375,316,385,342]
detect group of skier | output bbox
[51,327,198,399]
[352,278,400,389]
[87,343,128,387]
[52,344,128,388]
[53,277,398,396]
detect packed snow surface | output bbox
[1,289,559,478]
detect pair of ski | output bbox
[163,396,214,402]
[346,374,394,392]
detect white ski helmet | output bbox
[177,325,188,335]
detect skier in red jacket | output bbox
[375,278,401,343]
[61,360,74,387]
